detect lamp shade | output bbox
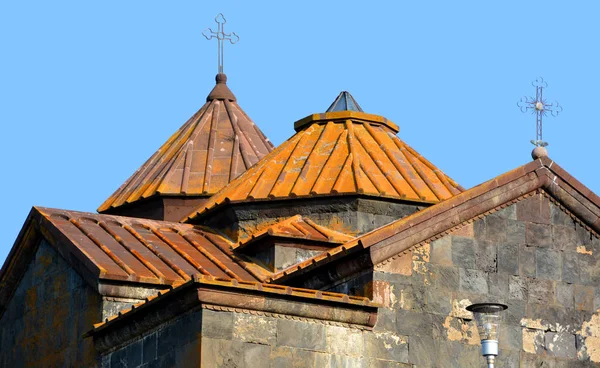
[466,303,507,367]
[467,303,507,341]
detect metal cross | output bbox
[517,77,563,147]
[202,13,239,74]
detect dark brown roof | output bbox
[35,207,269,285]
[98,73,274,213]
[269,156,600,284]
[183,110,464,222]
[236,215,354,250]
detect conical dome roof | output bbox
[98,73,274,215]
[183,92,464,222]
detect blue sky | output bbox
[1,1,599,263]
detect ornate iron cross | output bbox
[517,77,563,147]
[203,13,239,74]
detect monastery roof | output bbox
[89,274,378,335]
[32,207,269,285]
[269,156,600,284]
[236,215,354,250]
[183,96,464,221]
[98,73,274,213]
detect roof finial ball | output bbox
[531,146,548,160]
[216,73,227,84]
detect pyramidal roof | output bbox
[326,91,363,112]
[98,73,275,213]
[183,92,464,221]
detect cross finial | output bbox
[203,13,239,74]
[517,77,563,147]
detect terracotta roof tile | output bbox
[36,207,270,285]
[236,215,354,250]
[98,74,274,213]
[183,110,464,221]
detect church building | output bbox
[1,20,600,368]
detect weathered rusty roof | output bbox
[268,156,600,284]
[183,109,464,221]
[236,215,354,250]
[90,274,379,332]
[98,73,274,213]
[35,207,269,285]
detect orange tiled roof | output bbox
[98,73,274,213]
[236,215,354,250]
[36,207,270,285]
[184,109,464,221]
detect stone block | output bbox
[577,252,597,286]
[392,284,425,311]
[545,331,577,359]
[451,237,476,269]
[516,194,550,224]
[526,223,553,248]
[506,220,526,245]
[366,358,413,367]
[475,241,497,273]
[552,224,578,251]
[495,350,520,368]
[551,203,573,226]
[364,332,408,362]
[326,325,364,356]
[430,237,452,266]
[233,314,276,345]
[488,272,509,299]
[423,289,452,315]
[274,246,298,271]
[536,248,562,280]
[242,342,270,368]
[574,285,594,311]
[329,355,368,368]
[459,269,488,294]
[428,264,459,291]
[527,278,555,305]
[556,282,574,309]
[270,346,326,368]
[201,338,242,368]
[498,243,519,275]
[473,219,486,240]
[499,324,522,351]
[484,215,507,243]
[375,307,396,332]
[493,205,517,220]
[562,252,580,284]
[276,319,326,351]
[142,333,157,364]
[519,246,536,278]
[522,328,545,354]
[201,309,233,340]
[395,309,436,337]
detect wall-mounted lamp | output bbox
[466,303,508,368]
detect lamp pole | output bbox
[466,303,508,368]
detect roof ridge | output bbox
[268,157,600,283]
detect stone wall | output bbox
[99,306,411,368]
[0,240,101,367]
[370,192,600,366]
[200,196,424,242]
